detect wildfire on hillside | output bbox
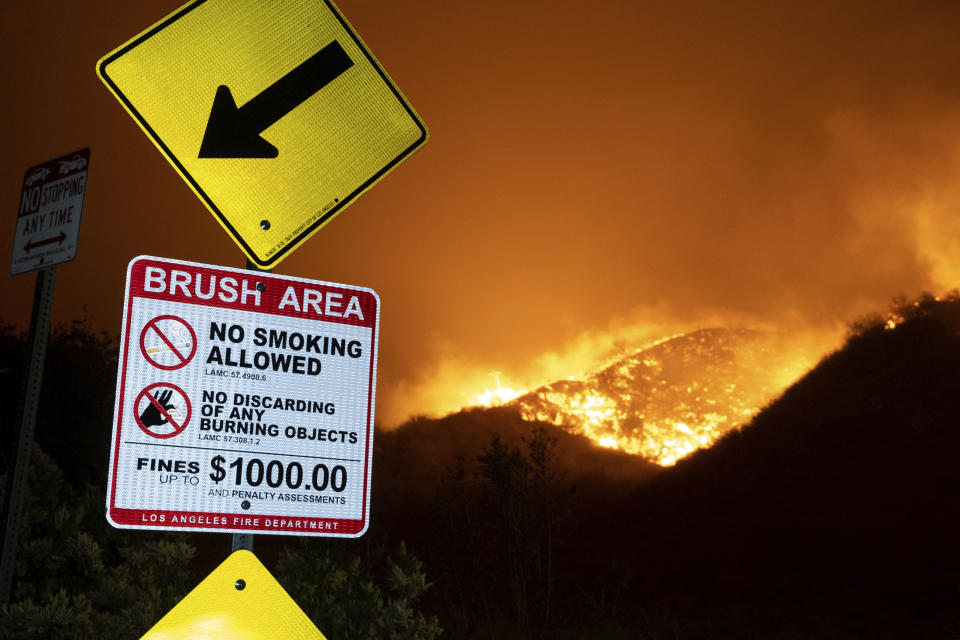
[473,328,826,466]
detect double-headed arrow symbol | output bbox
[199,41,354,159]
[24,231,66,253]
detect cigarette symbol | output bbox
[146,342,192,354]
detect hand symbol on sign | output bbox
[140,388,176,427]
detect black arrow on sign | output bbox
[24,231,66,253]
[198,41,354,159]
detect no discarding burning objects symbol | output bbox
[134,382,192,439]
[96,0,427,268]
[107,256,380,537]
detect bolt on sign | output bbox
[96,0,427,268]
[140,550,327,639]
[11,148,90,275]
[108,256,379,537]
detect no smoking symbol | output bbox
[140,315,197,370]
[134,382,192,439]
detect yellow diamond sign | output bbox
[140,550,326,639]
[98,0,427,267]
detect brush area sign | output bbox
[97,0,427,268]
[107,256,380,537]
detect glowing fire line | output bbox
[469,329,825,467]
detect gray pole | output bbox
[0,267,57,604]
[231,531,254,552]
[230,258,270,553]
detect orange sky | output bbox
[3,0,960,424]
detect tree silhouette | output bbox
[433,427,566,639]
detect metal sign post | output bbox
[1,147,90,605]
[0,267,57,605]
[231,257,269,553]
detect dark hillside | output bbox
[372,406,659,540]
[5,297,960,638]
[597,295,960,637]
[371,407,666,637]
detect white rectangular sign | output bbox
[107,256,379,537]
[11,148,90,275]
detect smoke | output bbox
[372,1,960,426]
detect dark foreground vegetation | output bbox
[2,293,960,638]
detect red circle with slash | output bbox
[140,315,197,371]
[133,382,192,439]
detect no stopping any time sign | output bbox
[107,256,379,537]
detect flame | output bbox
[468,328,835,466]
[475,372,527,407]
[515,391,743,466]
[884,297,941,331]
[476,385,527,407]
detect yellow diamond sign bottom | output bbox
[141,551,326,639]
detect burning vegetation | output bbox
[474,328,824,465]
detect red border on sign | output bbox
[108,508,365,535]
[108,256,379,537]
[133,382,192,439]
[129,257,377,328]
[139,314,197,370]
